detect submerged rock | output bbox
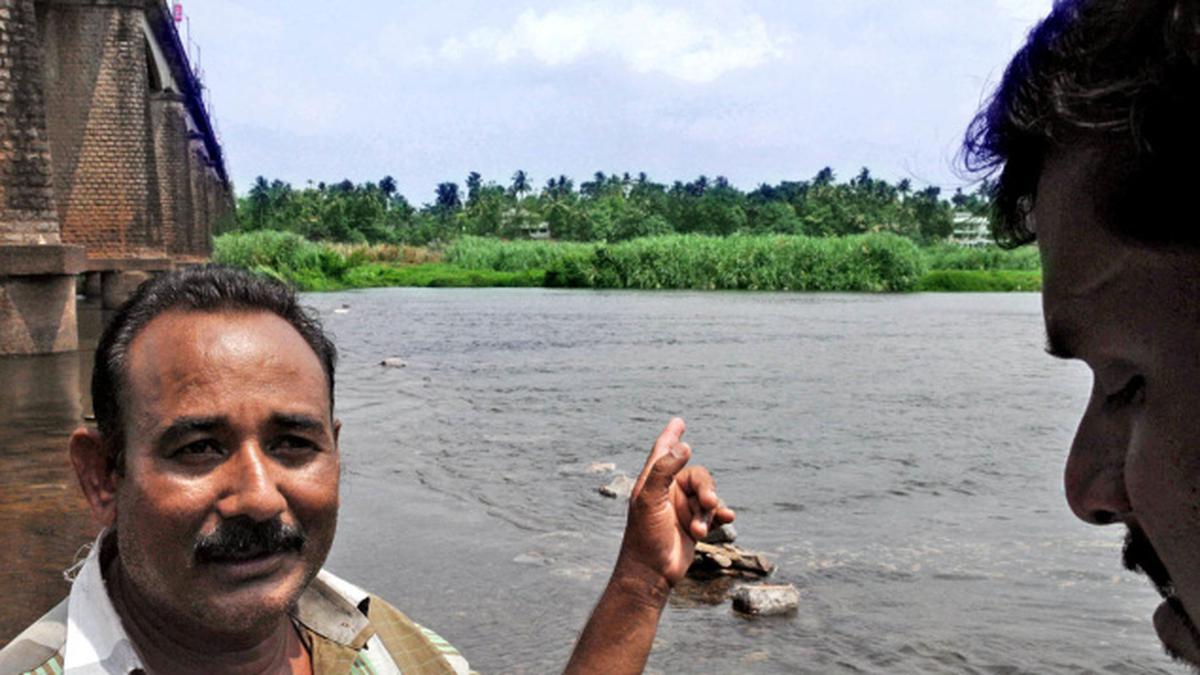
[599,474,635,499]
[670,575,737,607]
[586,462,617,474]
[380,357,408,368]
[731,583,799,616]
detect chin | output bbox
[1155,596,1200,669]
[197,562,314,635]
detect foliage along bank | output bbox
[232,168,994,247]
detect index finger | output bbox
[632,416,686,495]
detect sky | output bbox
[180,1,1055,202]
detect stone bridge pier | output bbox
[0,0,232,355]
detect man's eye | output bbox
[1104,375,1145,409]
[274,436,317,454]
[175,439,222,458]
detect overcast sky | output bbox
[181,1,1054,201]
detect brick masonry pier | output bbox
[0,0,232,355]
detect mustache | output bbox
[193,517,306,564]
[1124,525,1174,598]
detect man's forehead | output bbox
[130,308,319,367]
[124,309,330,413]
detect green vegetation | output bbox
[920,243,1040,271]
[231,169,995,247]
[444,236,594,273]
[446,234,926,291]
[219,230,935,293]
[917,270,1042,292]
[212,230,540,291]
[217,170,1046,293]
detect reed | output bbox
[535,234,928,291]
[920,243,1040,271]
[917,269,1042,292]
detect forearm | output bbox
[564,562,672,675]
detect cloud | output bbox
[433,3,787,84]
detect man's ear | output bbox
[69,427,119,527]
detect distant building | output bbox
[950,212,992,247]
[526,222,551,240]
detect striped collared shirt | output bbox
[0,534,471,675]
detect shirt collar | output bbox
[62,531,374,674]
[62,532,142,674]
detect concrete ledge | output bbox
[0,244,87,276]
[84,257,174,272]
[171,256,210,269]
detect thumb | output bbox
[639,441,690,502]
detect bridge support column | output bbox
[0,245,86,356]
[100,270,152,310]
[82,271,102,298]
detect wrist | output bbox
[608,556,673,611]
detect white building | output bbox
[950,212,993,247]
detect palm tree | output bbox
[511,170,530,200]
[379,176,397,198]
[465,171,482,205]
[435,182,461,215]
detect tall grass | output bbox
[326,242,441,264]
[920,243,1040,271]
[217,230,1038,293]
[213,231,539,290]
[213,230,352,291]
[917,269,1041,292]
[450,234,927,291]
[444,236,595,272]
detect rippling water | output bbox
[0,290,1177,673]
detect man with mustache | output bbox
[0,266,732,674]
[965,0,1200,666]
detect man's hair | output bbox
[964,0,1200,246]
[92,265,338,473]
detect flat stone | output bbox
[586,462,616,474]
[599,474,635,499]
[689,542,774,579]
[731,583,800,616]
[380,357,407,368]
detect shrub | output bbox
[917,270,1042,292]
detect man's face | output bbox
[113,309,339,637]
[1036,140,1200,664]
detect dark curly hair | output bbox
[92,265,338,473]
[964,0,1200,246]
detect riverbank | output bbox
[213,230,1040,292]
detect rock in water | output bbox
[380,357,407,368]
[689,542,774,579]
[586,462,616,474]
[703,522,737,544]
[599,474,635,499]
[731,584,800,616]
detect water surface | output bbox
[0,290,1174,673]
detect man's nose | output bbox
[215,443,287,522]
[1063,400,1132,525]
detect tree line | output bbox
[234,168,992,247]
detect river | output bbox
[0,289,1177,673]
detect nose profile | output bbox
[216,443,288,522]
[1063,402,1132,525]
